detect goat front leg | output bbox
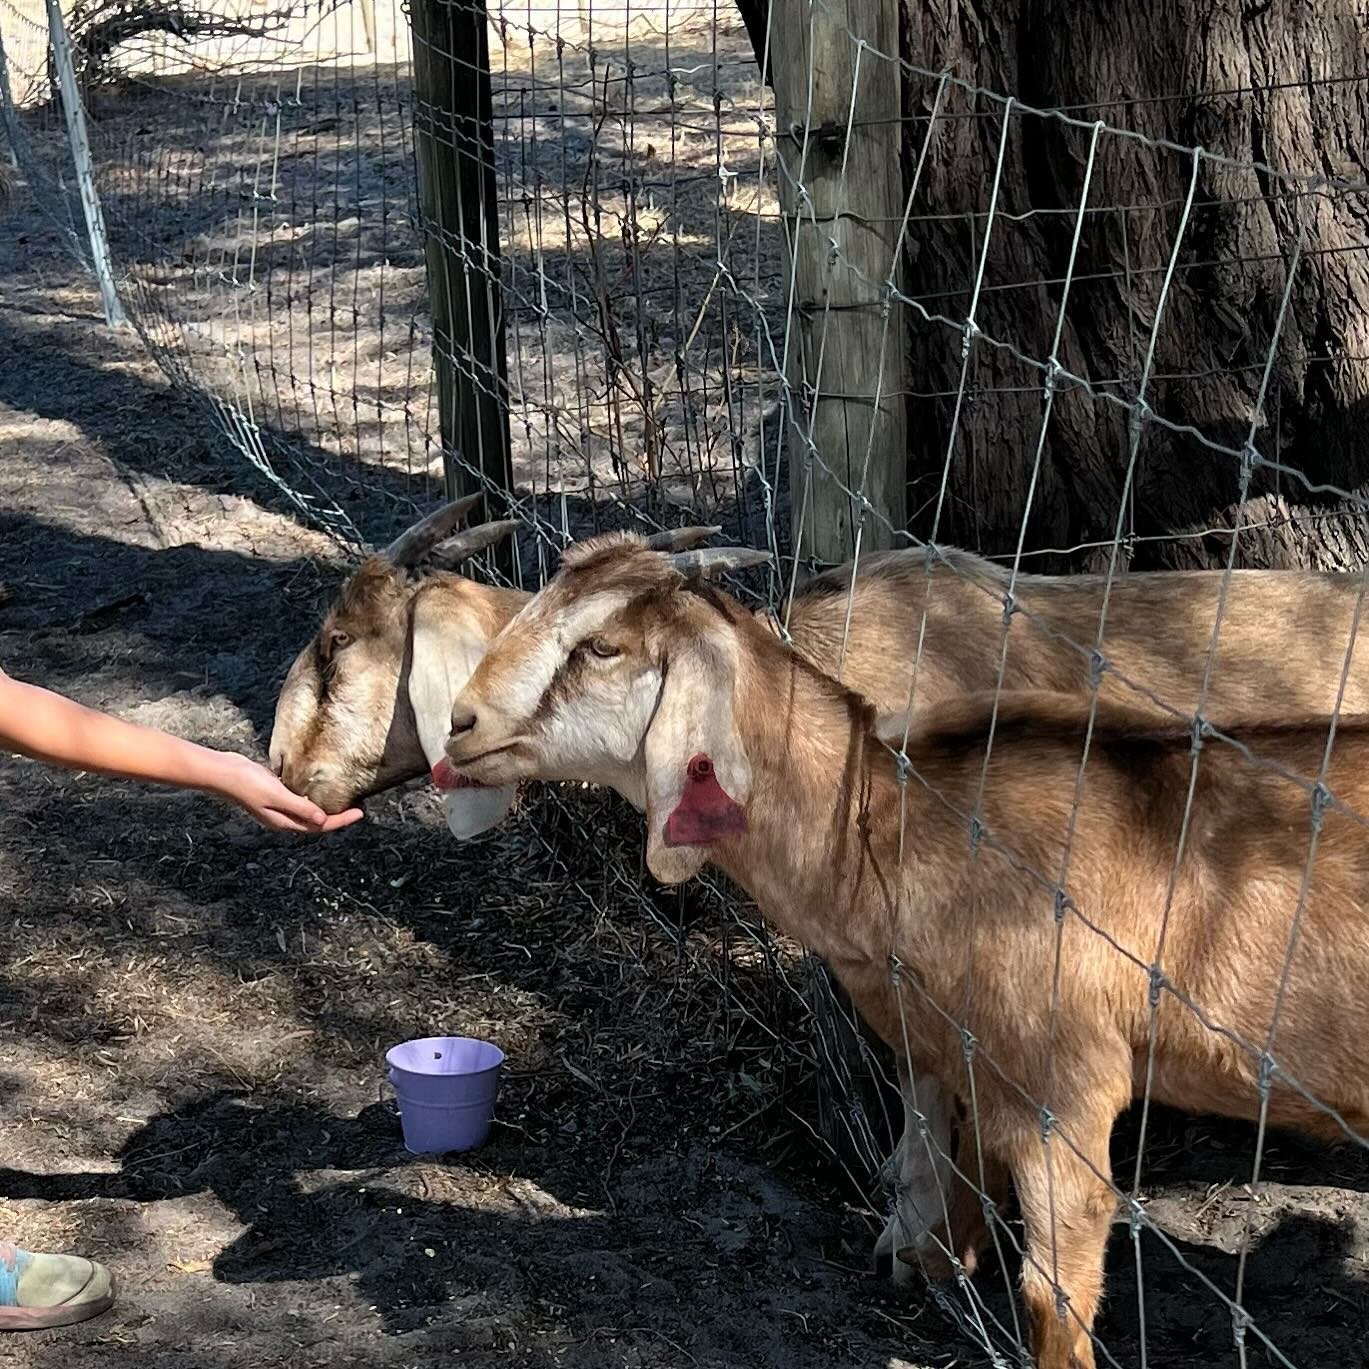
[882,1074,1010,1283]
[1007,1101,1121,1369]
[875,1062,955,1284]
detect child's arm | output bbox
[0,668,362,833]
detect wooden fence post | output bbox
[0,29,23,172]
[409,0,513,542]
[44,0,127,329]
[769,0,907,1179]
[771,0,906,569]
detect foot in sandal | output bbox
[0,1242,116,1331]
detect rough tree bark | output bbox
[741,0,1369,1180]
[743,0,1369,572]
[899,0,1369,572]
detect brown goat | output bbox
[444,535,1369,1369]
[271,507,1369,1283]
[273,518,1369,819]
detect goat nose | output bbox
[450,707,477,737]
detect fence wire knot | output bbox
[1310,780,1332,832]
[960,1027,978,1061]
[1053,887,1069,924]
[1189,715,1208,755]
[1231,1304,1251,1349]
[1088,649,1108,689]
[1240,441,1264,482]
[1126,1197,1146,1237]
[967,814,987,854]
[961,319,981,358]
[1043,358,1067,397]
[1001,589,1018,625]
[1148,963,1167,1008]
[1039,1106,1056,1142]
[893,750,911,787]
[1257,1050,1277,1098]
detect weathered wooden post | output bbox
[0,29,22,173]
[44,0,127,329]
[771,0,907,569]
[409,0,513,540]
[769,0,908,1179]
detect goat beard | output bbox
[663,752,747,847]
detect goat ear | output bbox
[642,634,751,884]
[428,519,520,570]
[642,524,722,552]
[409,594,517,840]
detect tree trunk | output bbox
[744,0,1369,1185]
[743,0,1369,572]
[897,0,1369,572]
[734,0,771,83]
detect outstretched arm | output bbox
[0,667,362,833]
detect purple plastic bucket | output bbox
[385,1036,505,1155]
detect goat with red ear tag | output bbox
[442,537,769,880]
[446,531,1369,1369]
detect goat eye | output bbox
[329,630,352,652]
[587,637,619,660]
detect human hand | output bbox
[208,752,365,834]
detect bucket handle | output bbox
[379,1077,400,1118]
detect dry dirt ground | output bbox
[0,168,944,1369]
[3,175,1369,1369]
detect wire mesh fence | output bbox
[5,0,1369,1365]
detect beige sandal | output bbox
[0,1242,116,1331]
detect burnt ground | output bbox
[2,175,1369,1369]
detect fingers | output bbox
[268,785,331,828]
[262,811,315,833]
[317,807,365,831]
[253,801,365,835]
[231,763,366,834]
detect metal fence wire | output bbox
[5,1,1369,1365]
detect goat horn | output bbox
[428,519,521,569]
[382,493,484,565]
[643,525,723,552]
[663,546,773,579]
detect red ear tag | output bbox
[663,752,747,847]
[432,759,487,791]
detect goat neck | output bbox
[705,615,911,978]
